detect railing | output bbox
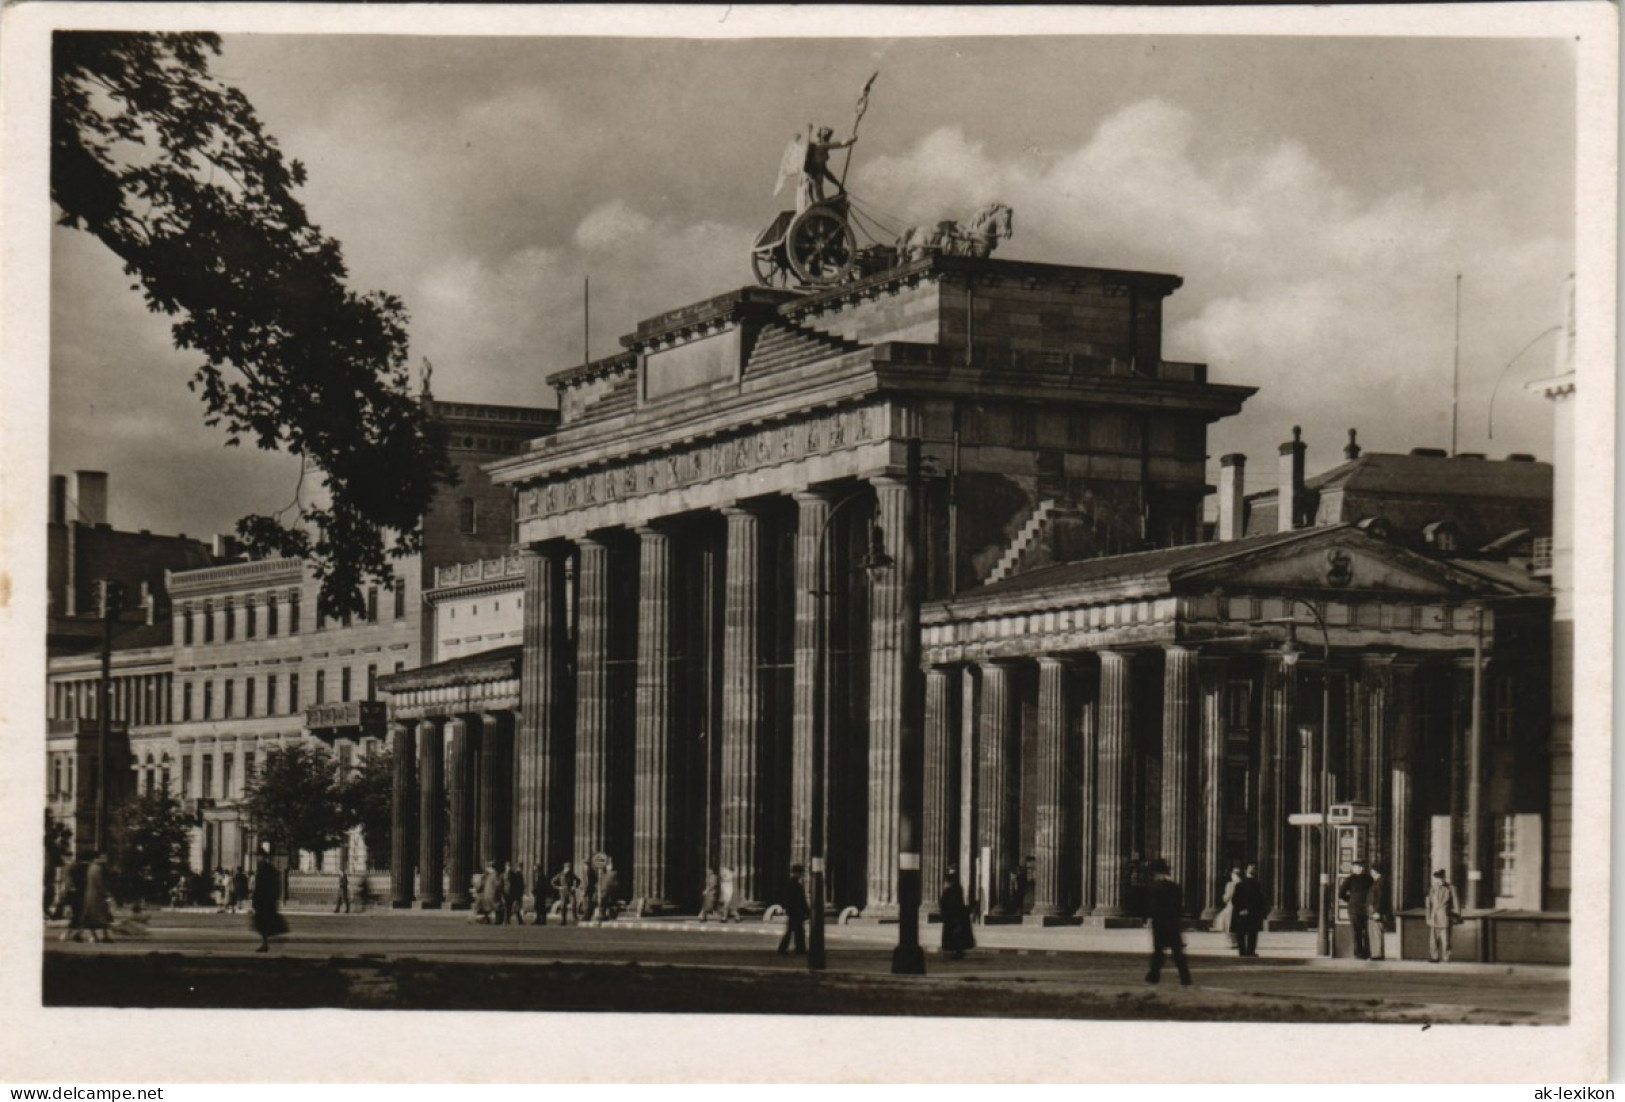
[305,700,387,733]
[434,553,526,590]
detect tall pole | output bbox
[93,579,123,855]
[1317,616,1333,959]
[1467,604,1486,910]
[1451,273,1462,456]
[891,439,925,976]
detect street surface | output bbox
[41,909,1567,1023]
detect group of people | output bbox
[698,866,744,923]
[51,853,115,943]
[466,857,625,926]
[210,866,252,914]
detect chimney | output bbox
[1277,426,1306,533]
[1344,428,1362,461]
[72,471,109,526]
[1217,453,1247,541]
[140,581,155,626]
[50,475,67,526]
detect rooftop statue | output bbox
[896,202,1015,262]
[776,125,857,215]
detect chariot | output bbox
[751,195,859,289]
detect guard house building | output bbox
[384,253,1258,914]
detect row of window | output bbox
[51,674,172,726]
[182,583,408,645]
[179,661,406,722]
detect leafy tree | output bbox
[111,787,193,903]
[339,746,394,867]
[52,32,453,617]
[242,743,347,865]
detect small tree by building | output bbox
[339,746,394,871]
[111,788,193,904]
[242,743,347,868]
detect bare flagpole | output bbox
[1451,273,1462,456]
[584,277,590,366]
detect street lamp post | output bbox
[93,578,125,855]
[807,488,892,971]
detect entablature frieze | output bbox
[385,679,521,722]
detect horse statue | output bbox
[896,202,1014,262]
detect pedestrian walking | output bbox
[58,857,87,941]
[939,865,976,960]
[1229,863,1266,957]
[1339,859,1376,959]
[1143,859,1191,986]
[531,862,549,925]
[777,865,808,955]
[505,862,527,925]
[1425,869,1462,963]
[213,866,228,912]
[477,862,505,923]
[699,866,723,922]
[1368,864,1388,960]
[251,846,288,953]
[719,865,740,922]
[550,861,580,926]
[231,867,250,915]
[333,868,352,914]
[596,858,620,921]
[582,859,599,921]
[79,854,115,943]
[1214,866,1242,947]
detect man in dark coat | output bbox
[251,847,288,952]
[505,862,527,925]
[1339,859,1377,959]
[778,865,809,955]
[939,865,976,959]
[1229,863,1266,957]
[1143,859,1191,986]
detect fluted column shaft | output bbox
[1296,718,1321,924]
[479,712,512,868]
[1160,645,1199,913]
[1074,666,1098,917]
[574,537,612,864]
[1093,651,1133,918]
[923,666,957,904]
[447,716,476,908]
[1362,656,1394,886]
[417,719,445,908]
[634,527,676,908]
[1034,657,1075,916]
[1388,662,1419,910]
[1197,658,1228,920]
[977,662,1019,915]
[390,722,417,908]
[720,508,764,905]
[868,475,921,914]
[518,547,570,882]
[791,492,832,870]
[1261,652,1299,922]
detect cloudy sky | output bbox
[49,27,1578,536]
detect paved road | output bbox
[45,910,1567,1022]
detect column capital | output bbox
[869,472,909,490]
[633,522,673,540]
[1164,642,1199,657]
[792,488,838,506]
[1036,654,1076,670]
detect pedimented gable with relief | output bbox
[1175,528,1510,599]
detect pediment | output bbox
[1173,527,1520,599]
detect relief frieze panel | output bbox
[521,404,881,521]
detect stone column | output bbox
[1093,650,1133,919]
[1074,664,1098,918]
[1361,655,1396,884]
[1197,657,1228,920]
[1160,645,1199,914]
[1261,652,1299,923]
[447,715,476,909]
[479,711,513,867]
[574,536,612,864]
[1033,657,1075,918]
[791,491,832,870]
[390,722,417,908]
[922,665,958,906]
[977,661,1019,916]
[518,546,570,882]
[1387,661,1420,910]
[720,507,764,906]
[868,475,921,915]
[633,526,676,911]
[1296,720,1320,926]
[417,718,445,908]
[958,667,981,899]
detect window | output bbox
[341,666,352,703]
[224,602,235,641]
[52,756,62,798]
[267,600,279,637]
[204,604,215,643]
[267,674,278,715]
[394,661,405,674]
[246,602,257,639]
[1494,676,1517,744]
[1495,814,1518,897]
[289,673,301,712]
[394,581,406,619]
[203,681,214,719]
[367,587,379,623]
[338,741,353,778]
[222,753,235,798]
[184,612,194,645]
[224,679,235,718]
[183,682,193,722]
[317,606,327,631]
[289,596,301,634]
[201,755,214,800]
[459,497,477,534]
[181,755,193,798]
[244,751,256,781]
[366,664,377,702]
[315,670,326,704]
[246,677,257,718]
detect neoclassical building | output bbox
[382,254,1258,914]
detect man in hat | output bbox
[778,865,809,956]
[1143,858,1192,986]
[1425,869,1462,962]
[1339,859,1377,960]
